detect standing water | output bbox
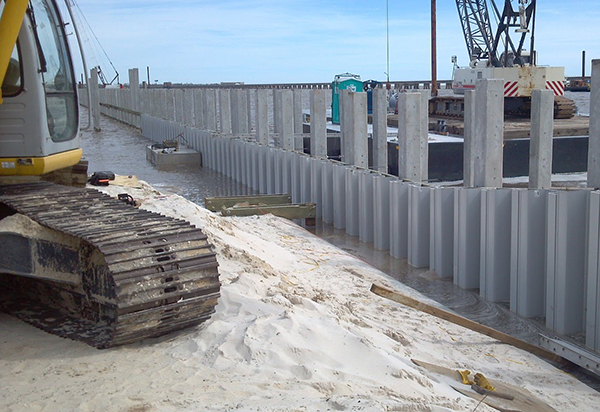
[81,113,255,206]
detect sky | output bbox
[61,0,600,85]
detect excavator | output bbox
[0,0,220,348]
[430,0,576,119]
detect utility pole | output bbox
[431,0,438,96]
[386,0,390,90]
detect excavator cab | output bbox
[0,0,81,177]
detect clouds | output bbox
[63,1,600,85]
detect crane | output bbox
[431,0,575,119]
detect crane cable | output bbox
[68,0,119,84]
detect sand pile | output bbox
[1,178,598,411]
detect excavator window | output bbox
[30,0,78,143]
[1,45,22,97]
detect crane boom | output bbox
[456,0,536,68]
[456,0,496,65]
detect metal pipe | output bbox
[431,0,438,97]
[386,0,390,89]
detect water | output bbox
[565,90,591,116]
[81,115,254,206]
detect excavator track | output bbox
[553,95,577,119]
[0,182,220,348]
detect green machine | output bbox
[331,73,362,125]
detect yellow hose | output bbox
[0,0,29,104]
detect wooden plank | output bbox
[370,283,569,365]
[221,203,316,220]
[204,194,292,212]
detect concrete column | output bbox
[279,90,294,150]
[219,89,232,134]
[193,89,204,129]
[273,89,281,136]
[146,89,154,117]
[256,89,269,145]
[372,87,388,173]
[156,90,165,119]
[342,91,368,168]
[89,68,101,131]
[174,89,184,124]
[529,89,554,189]
[588,59,600,188]
[128,68,140,127]
[247,89,253,133]
[231,90,240,134]
[463,90,475,187]
[204,89,217,131]
[397,93,423,181]
[419,90,429,181]
[293,88,303,134]
[166,89,176,121]
[310,89,327,157]
[231,89,249,135]
[140,89,148,118]
[473,79,504,188]
[183,89,194,127]
[340,89,352,163]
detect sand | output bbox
[1,178,599,412]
